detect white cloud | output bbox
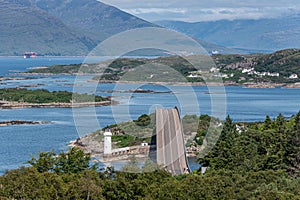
[126,8,187,15]
[99,0,300,22]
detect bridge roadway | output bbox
[156,107,190,175]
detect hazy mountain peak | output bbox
[1,0,243,56]
[0,0,154,55]
[156,15,300,52]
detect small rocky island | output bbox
[0,88,112,109]
[0,120,49,126]
[101,89,172,94]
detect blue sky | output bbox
[100,0,300,22]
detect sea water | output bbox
[0,57,300,173]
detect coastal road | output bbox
[156,107,190,175]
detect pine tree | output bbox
[200,115,237,169]
[219,115,238,146]
[263,115,272,130]
[274,113,286,169]
[276,113,286,134]
[285,111,300,177]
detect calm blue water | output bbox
[0,57,300,174]
[0,57,85,76]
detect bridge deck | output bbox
[156,107,190,175]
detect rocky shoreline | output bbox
[69,135,104,158]
[14,72,300,88]
[0,77,36,81]
[101,89,172,94]
[0,120,49,126]
[243,82,300,88]
[90,79,300,88]
[69,133,153,162]
[0,100,113,109]
[70,129,199,162]
[88,79,229,86]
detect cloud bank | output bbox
[100,0,300,22]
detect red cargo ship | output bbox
[24,52,37,59]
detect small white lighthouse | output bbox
[104,129,112,155]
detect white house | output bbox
[188,74,201,78]
[141,142,148,147]
[289,74,298,79]
[210,67,219,73]
[242,68,254,73]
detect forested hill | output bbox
[216,48,300,84]
[216,49,300,73]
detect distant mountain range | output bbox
[0,0,244,56]
[156,15,300,52]
[3,0,298,56]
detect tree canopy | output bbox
[0,112,300,199]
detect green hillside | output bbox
[254,49,300,76]
[216,49,300,84]
[32,0,154,43]
[0,0,244,56]
[0,0,91,56]
[0,88,107,103]
[28,49,300,84]
[0,0,154,56]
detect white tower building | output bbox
[104,129,112,155]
